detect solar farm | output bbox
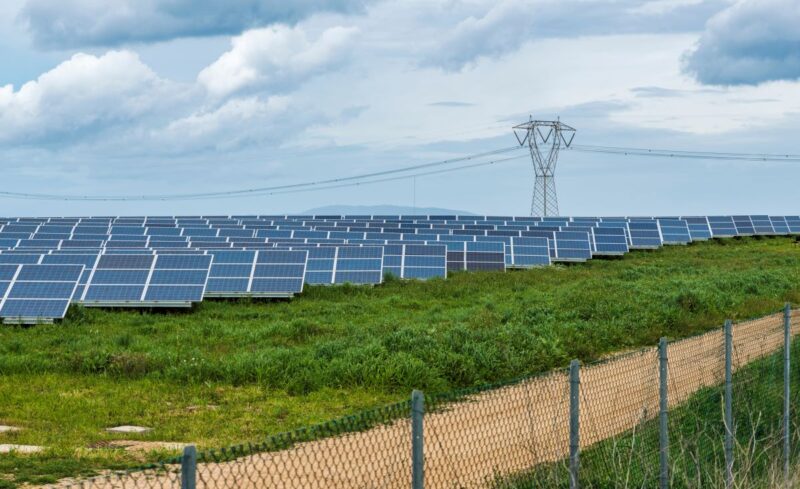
[0,214,797,324]
[0,212,799,486]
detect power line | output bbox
[0,146,524,201]
[568,145,800,162]
[4,142,800,202]
[130,154,530,201]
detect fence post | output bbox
[784,303,791,486]
[181,445,197,489]
[569,359,580,489]
[724,319,733,489]
[659,338,669,489]
[412,389,424,489]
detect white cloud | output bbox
[198,25,359,98]
[155,95,304,151]
[683,0,800,85]
[0,50,184,145]
[424,0,727,71]
[426,0,535,71]
[19,0,370,48]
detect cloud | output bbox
[0,50,184,145]
[19,0,370,48]
[155,95,307,152]
[198,24,359,98]
[683,0,800,85]
[425,0,726,71]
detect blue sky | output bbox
[1,0,800,216]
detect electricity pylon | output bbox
[513,117,576,217]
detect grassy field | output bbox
[0,236,799,486]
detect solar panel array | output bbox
[0,213,797,323]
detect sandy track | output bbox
[53,311,798,489]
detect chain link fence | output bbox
[51,306,800,488]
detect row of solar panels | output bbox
[0,216,797,245]
[2,214,798,225]
[1,215,798,324]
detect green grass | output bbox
[0,236,799,486]
[500,336,800,488]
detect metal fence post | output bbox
[784,303,792,486]
[659,338,669,489]
[569,359,580,489]
[724,319,733,489]
[181,445,197,489]
[412,389,424,489]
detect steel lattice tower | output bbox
[513,117,576,217]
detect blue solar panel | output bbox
[750,215,775,235]
[786,216,800,234]
[508,237,551,267]
[382,243,446,279]
[330,246,383,284]
[732,215,755,235]
[657,219,691,245]
[16,264,83,282]
[590,227,629,255]
[0,254,42,264]
[0,265,18,281]
[0,264,83,323]
[97,254,155,269]
[0,299,73,319]
[682,217,712,241]
[708,216,737,237]
[770,216,790,234]
[84,285,145,301]
[627,222,663,249]
[549,231,592,261]
[145,285,204,301]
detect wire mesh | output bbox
[195,400,411,488]
[425,369,570,488]
[50,308,800,489]
[46,462,181,488]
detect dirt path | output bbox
[52,311,798,489]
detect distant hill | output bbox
[300,205,476,216]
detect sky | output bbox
[1,0,800,217]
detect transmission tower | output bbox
[513,117,576,217]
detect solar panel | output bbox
[204,250,257,296]
[707,216,737,237]
[787,216,800,234]
[770,216,790,234]
[296,247,336,285]
[749,215,775,235]
[732,215,755,236]
[627,221,663,249]
[0,253,43,264]
[333,246,384,284]
[552,231,592,261]
[383,243,447,279]
[463,241,506,271]
[657,219,691,245]
[251,250,307,296]
[41,253,101,300]
[508,237,551,268]
[682,217,712,241]
[82,253,211,307]
[590,227,629,255]
[443,238,506,271]
[0,264,83,324]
